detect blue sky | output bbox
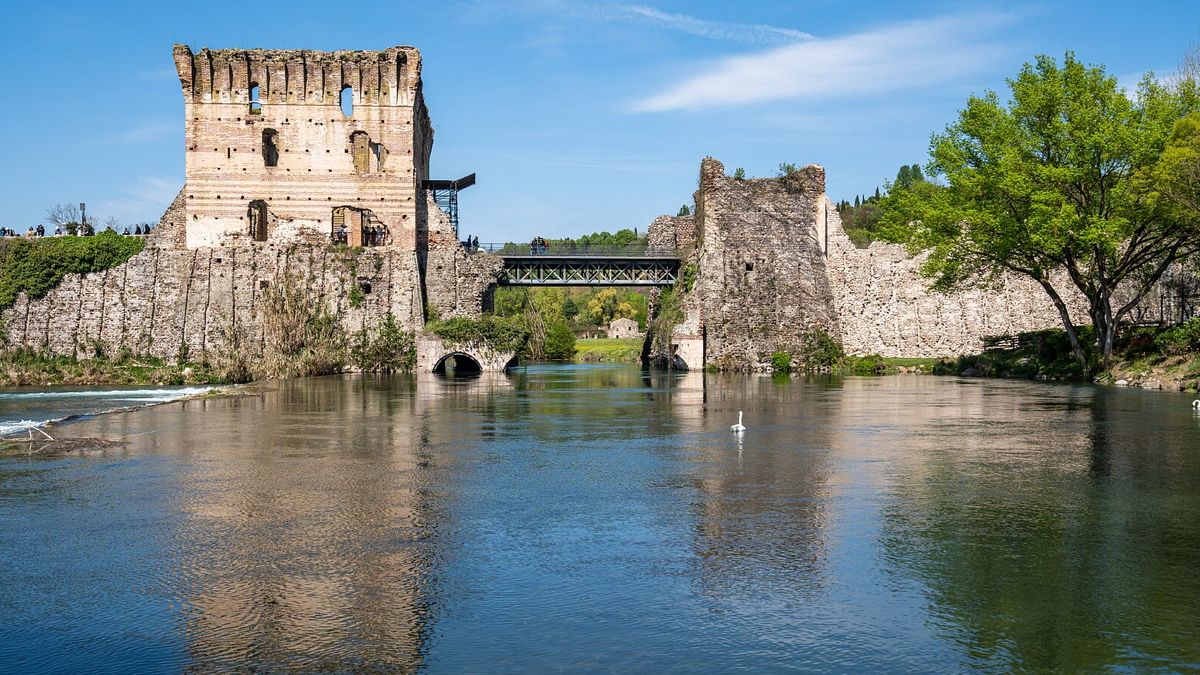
[0,0,1197,241]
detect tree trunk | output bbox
[1038,279,1087,366]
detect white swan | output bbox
[1193,399,1199,410]
[730,411,746,432]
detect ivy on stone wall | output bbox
[428,316,530,354]
[0,231,145,310]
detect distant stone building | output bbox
[607,317,641,339]
[172,45,432,249]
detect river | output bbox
[1,365,1198,672]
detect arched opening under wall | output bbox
[331,205,387,247]
[433,353,482,376]
[340,86,353,117]
[248,200,268,241]
[262,128,279,167]
[249,83,261,115]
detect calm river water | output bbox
[1,365,1198,672]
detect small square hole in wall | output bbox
[745,262,755,272]
[258,280,270,291]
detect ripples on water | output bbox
[0,366,1198,672]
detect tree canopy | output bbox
[881,52,1200,364]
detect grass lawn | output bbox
[574,338,643,363]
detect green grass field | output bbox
[573,338,643,363]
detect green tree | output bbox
[585,288,636,326]
[777,162,799,176]
[1157,112,1200,221]
[733,167,747,180]
[543,320,577,360]
[882,53,1200,364]
[677,204,691,216]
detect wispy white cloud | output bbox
[607,5,813,44]
[93,177,179,225]
[633,12,1016,112]
[505,1,812,45]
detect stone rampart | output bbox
[823,204,1081,357]
[1,241,424,360]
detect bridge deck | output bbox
[495,254,681,286]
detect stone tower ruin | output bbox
[172,45,433,250]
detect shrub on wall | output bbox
[0,230,145,310]
[428,316,529,354]
[770,351,792,373]
[351,313,416,372]
[798,329,845,369]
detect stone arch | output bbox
[432,352,483,375]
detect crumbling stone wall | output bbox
[420,195,502,320]
[0,240,424,360]
[646,157,1084,370]
[823,204,1082,357]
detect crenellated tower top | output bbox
[172,44,423,107]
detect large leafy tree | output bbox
[882,53,1199,364]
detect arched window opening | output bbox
[350,131,371,175]
[262,129,279,167]
[331,206,385,248]
[248,200,268,241]
[340,86,353,117]
[249,83,262,115]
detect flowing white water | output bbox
[0,386,212,437]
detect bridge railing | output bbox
[466,242,678,257]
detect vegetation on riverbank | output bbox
[934,321,1200,391]
[0,230,144,311]
[0,349,228,387]
[761,330,938,375]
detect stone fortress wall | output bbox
[649,158,1082,369]
[0,205,424,360]
[0,44,472,361]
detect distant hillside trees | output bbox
[835,164,926,247]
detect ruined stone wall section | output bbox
[420,194,502,319]
[823,203,1083,357]
[0,243,425,360]
[173,45,431,251]
[695,158,839,370]
[647,214,695,254]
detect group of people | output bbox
[334,224,388,247]
[461,235,480,252]
[0,223,153,238]
[530,236,549,255]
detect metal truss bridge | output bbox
[472,244,681,287]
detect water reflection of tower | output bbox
[164,375,470,670]
[685,374,835,601]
